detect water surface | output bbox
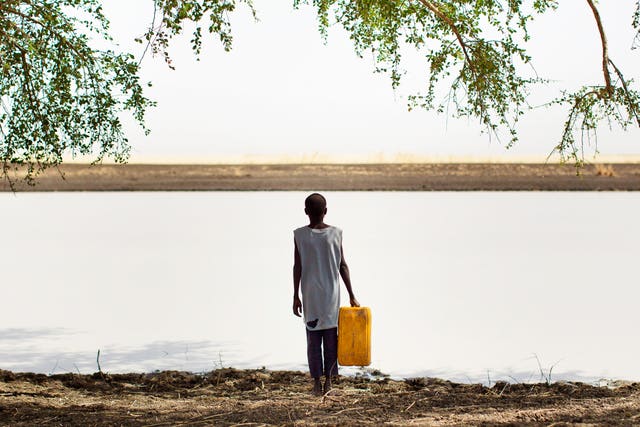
[1,192,638,384]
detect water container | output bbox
[338,306,371,366]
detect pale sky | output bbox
[97,1,639,163]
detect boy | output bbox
[293,193,359,395]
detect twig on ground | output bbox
[333,406,365,415]
[143,411,242,427]
[321,393,342,403]
[498,382,510,396]
[229,423,268,427]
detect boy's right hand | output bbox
[293,296,302,317]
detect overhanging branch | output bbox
[414,0,473,70]
[608,59,640,127]
[586,0,613,93]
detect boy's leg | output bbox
[306,328,323,394]
[321,327,339,390]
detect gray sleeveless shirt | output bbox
[294,225,342,330]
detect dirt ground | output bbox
[1,163,639,191]
[1,369,640,426]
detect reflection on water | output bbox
[0,328,236,374]
[1,192,639,384]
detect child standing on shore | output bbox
[293,193,359,395]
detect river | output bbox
[1,192,638,384]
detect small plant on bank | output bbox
[594,164,616,177]
[534,354,561,386]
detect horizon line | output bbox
[62,153,640,165]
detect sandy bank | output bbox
[1,163,639,191]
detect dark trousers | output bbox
[306,327,338,378]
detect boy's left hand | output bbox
[350,296,360,307]
[293,296,302,317]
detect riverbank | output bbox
[1,369,639,425]
[1,163,639,191]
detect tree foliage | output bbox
[550,0,640,166]
[136,0,256,69]
[0,0,252,185]
[295,0,640,165]
[0,0,151,185]
[0,0,638,185]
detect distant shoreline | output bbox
[1,163,639,191]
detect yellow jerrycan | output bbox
[338,306,371,366]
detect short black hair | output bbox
[305,193,327,217]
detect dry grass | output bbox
[594,163,616,177]
[2,369,640,426]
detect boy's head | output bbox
[305,193,327,218]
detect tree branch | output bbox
[414,0,473,70]
[2,6,93,64]
[137,0,160,65]
[608,59,640,127]
[585,0,612,93]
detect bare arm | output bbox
[293,240,302,317]
[340,245,360,307]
